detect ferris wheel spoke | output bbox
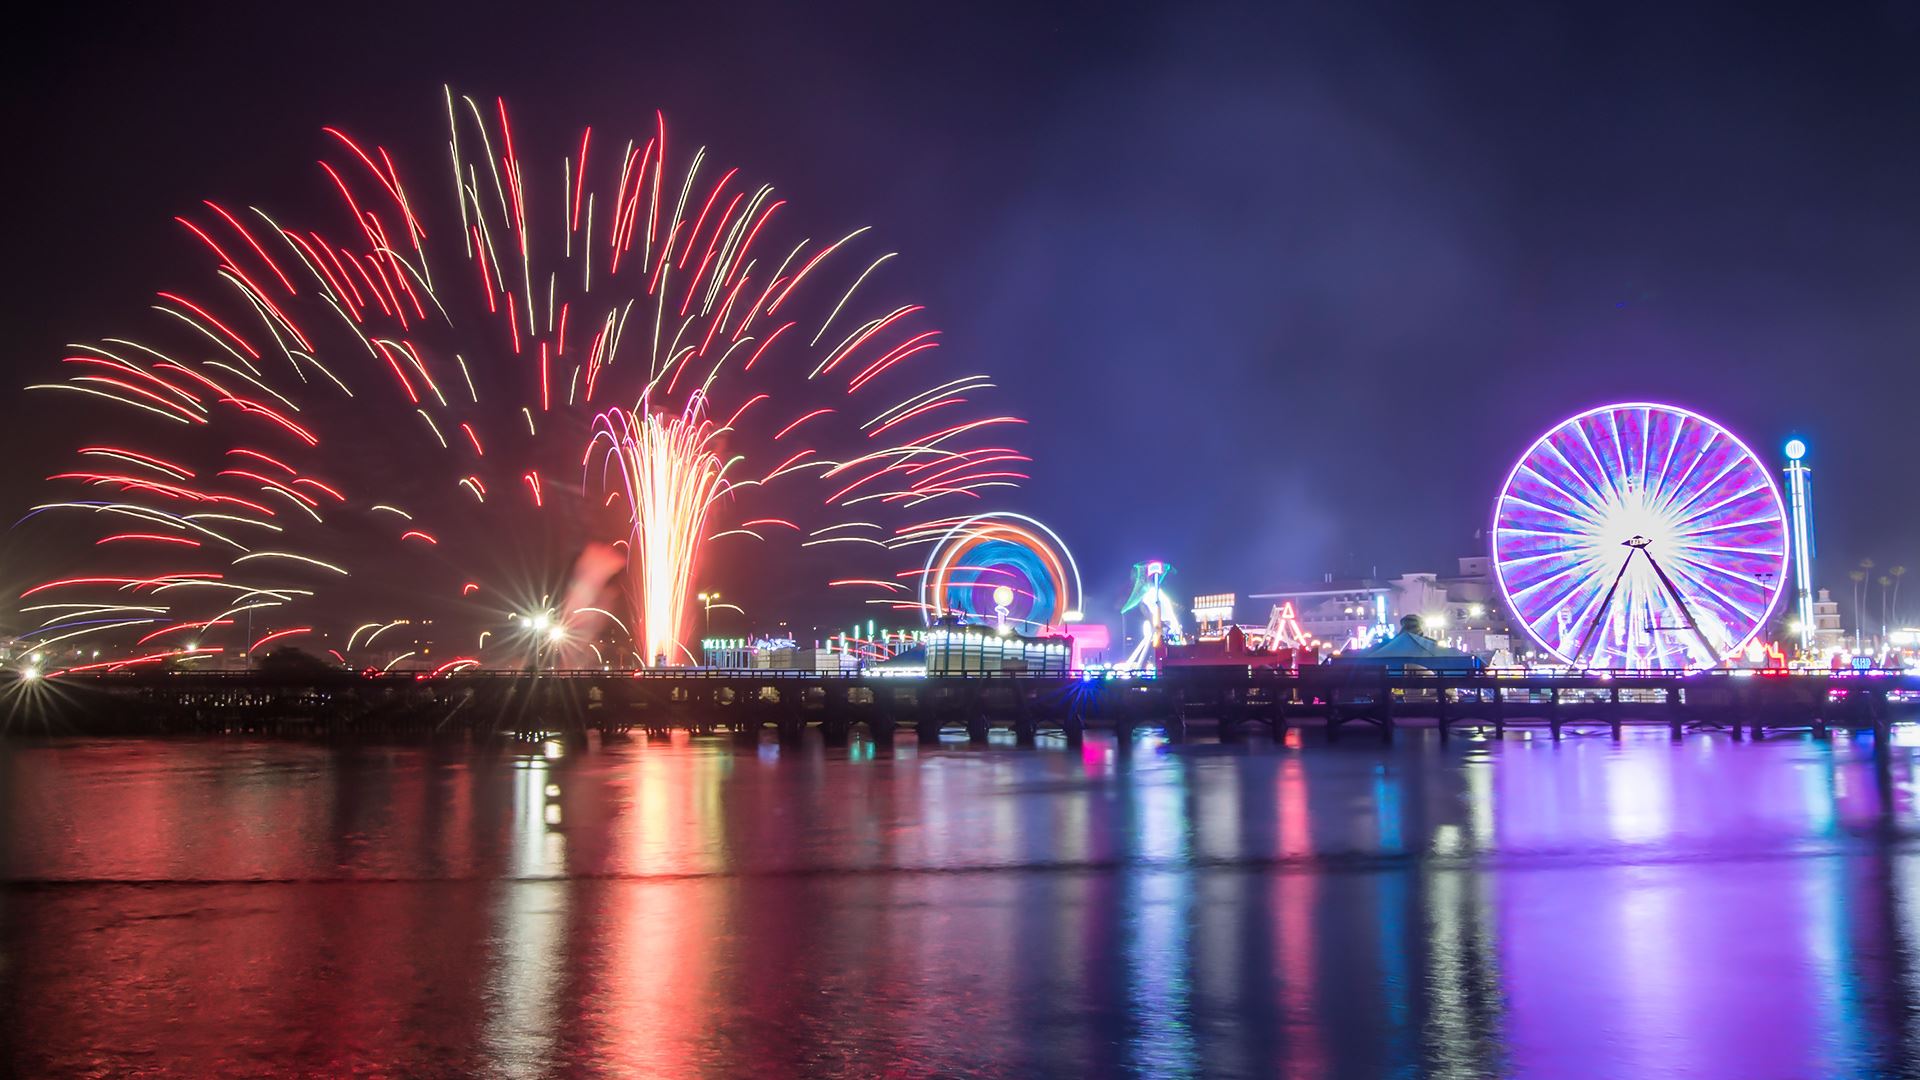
[1515,459,1606,523]
[1535,439,1614,515]
[1564,558,1631,665]
[1660,561,1756,620]
[1646,414,1685,508]
[1497,527,1596,545]
[1671,542,1785,576]
[1520,466,1612,530]
[1505,553,1602,603]
[1601,408,1632,500]
[1500,491,1594,528]
[1493,548,1590,570]
[1559,424,1620,507]
[1653,435,1716,517]
[1662,454,1746,523]
[1567,423,1622,508]
[1667,481,1770,534]
[1635,405,1653,500]
[1533,555,1612,618]
[1681,515,1790,542]
[1672,557,1784,597]
[1666,552,1776,607]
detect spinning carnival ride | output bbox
[919,513,1082,634]
[1121,560,1185,670]
[1492,403,1789,670]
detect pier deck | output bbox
[6,667,1918,743]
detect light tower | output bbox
[1783,438,1815,654]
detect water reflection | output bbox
[4,730,1920,1075]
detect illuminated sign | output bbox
[1191,592,1235,624]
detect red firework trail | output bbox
[19,88,1028,667]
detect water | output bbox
[3,728,1920,1077]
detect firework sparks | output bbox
[20,90,1025,667]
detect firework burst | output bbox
[17,90,1028,670]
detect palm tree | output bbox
[1859,560,1875,628]
[1893,566,1907,629]
[1881,575,1894,641]
[1851,568,1869,650]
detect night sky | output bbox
[7,1,1920,632]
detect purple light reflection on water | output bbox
[1,730,1919,1076]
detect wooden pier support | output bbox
[967,713,990,745]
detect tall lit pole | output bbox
[698,591,718,636]
[1783,438,1815,655]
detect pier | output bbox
[7,667,1919,743]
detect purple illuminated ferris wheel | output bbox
[1492,403,1789,670]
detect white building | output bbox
[1246,557,1513,657]
[1810,588,1845,652]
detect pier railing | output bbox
[8,665,1918,741]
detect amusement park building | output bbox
[1246,557,1515,656]
[1811,588,1845,652]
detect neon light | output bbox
[919,513,1082,634]
[1784,438,1815,653]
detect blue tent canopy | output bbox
[1333,622,1480,674]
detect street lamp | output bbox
[698,592,719,636]
[520,611,559,672]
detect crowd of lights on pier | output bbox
[1492,402,1789,670]
[918,513,1083,633]
[16,90,1027,672]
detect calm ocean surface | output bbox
[3,727,1919,1078]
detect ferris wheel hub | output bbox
[1623,535,1653,549]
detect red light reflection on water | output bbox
[2,730,1920,1075]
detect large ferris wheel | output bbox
[1492,403,1789,670]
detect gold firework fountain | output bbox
[593,405,737,666]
